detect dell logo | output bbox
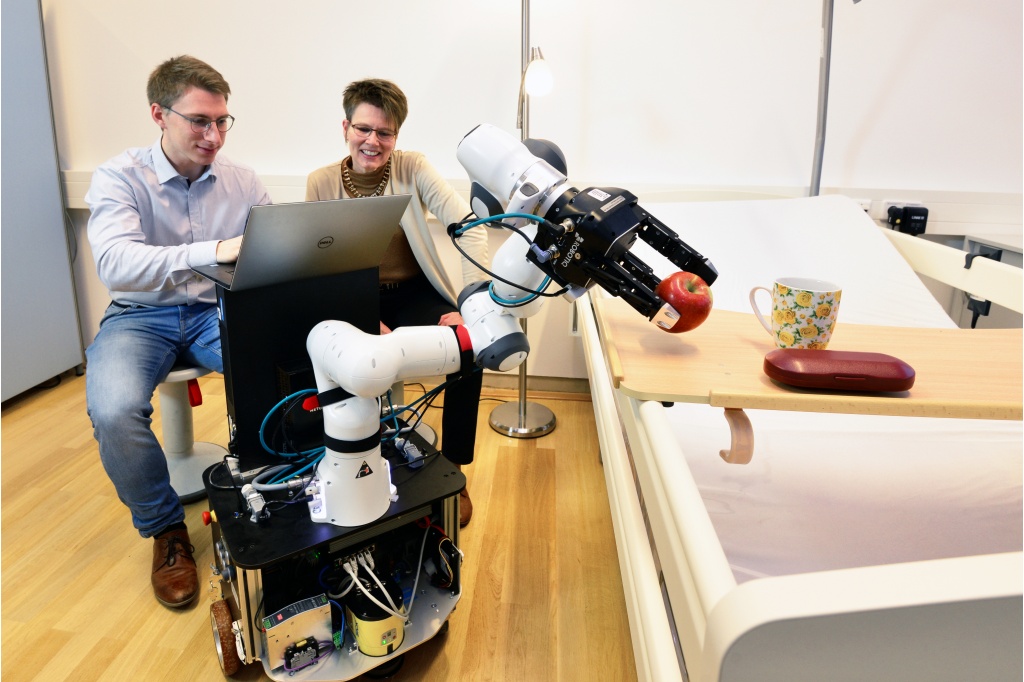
[317,236,334,249]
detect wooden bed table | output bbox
[593,296,1023,463]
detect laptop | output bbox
[192,194,411,291]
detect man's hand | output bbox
[380,321,392,335]
[216,236,243,263]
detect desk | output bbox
[594,296,1023,461]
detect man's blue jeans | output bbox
[85,302,222,538]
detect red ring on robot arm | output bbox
[454,324,472,353]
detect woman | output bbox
[306,79,489,527]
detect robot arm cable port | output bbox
[529,242,559,263]
[241,484,267,522]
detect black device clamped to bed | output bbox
[763,349,916,392]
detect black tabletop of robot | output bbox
[202,432,465,570]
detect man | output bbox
[85,55,270,608]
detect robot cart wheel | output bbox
[211,599,242,676]
[365,654,405,679]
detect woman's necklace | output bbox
[342,158,392,198]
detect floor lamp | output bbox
[487,0,557,438]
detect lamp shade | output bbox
[524,51,553,96]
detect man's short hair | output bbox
[147,55,231,108]
[342,79,409,131]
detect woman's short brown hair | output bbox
[342,79,408,131]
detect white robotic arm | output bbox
[302,275,534,526]
[304,123,719,527]
[302,322,469,526]
[456,123,719,330]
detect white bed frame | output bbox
[578,198,1023,682]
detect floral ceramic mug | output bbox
[749,277,842,349]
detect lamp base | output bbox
[488,400,556,438]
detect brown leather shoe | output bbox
[152,528,199,608]
[459,487,473,528]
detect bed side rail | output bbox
[882,228,1023,313]
[577,294,683,682]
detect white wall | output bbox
[41,0,519,180]
[530,0,1023,193]
[39,0,1023,379]
[42,0,1022,192]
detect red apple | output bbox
[655,271,713,333]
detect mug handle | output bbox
[748,287,774,336]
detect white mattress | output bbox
[628,195,1023,582]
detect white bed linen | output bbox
[628,195,1023,582]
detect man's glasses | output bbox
[164,106,235,134]
[349,123,397,142]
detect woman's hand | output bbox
[438,312,464,327]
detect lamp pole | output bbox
[810,0,860,196]
[520,0,530,138]
[486,0,557,438]
[809,0,835,197]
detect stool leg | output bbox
[389,381,405,409]
[157,378,227,504]
[158,380,194,456]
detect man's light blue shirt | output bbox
[85,139,271,306]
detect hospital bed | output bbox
[578,195,1023,681]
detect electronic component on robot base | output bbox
[263,594,333,671]
[284,637,321,672]
[345,576,406,657]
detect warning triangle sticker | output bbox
[356,461,373,478]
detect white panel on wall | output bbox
[825,0,1023,192]
[527,0,823,188]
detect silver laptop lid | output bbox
[193,194,411,291]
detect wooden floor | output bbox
[0,372,636,682]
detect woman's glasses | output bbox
[349,123,396,142]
